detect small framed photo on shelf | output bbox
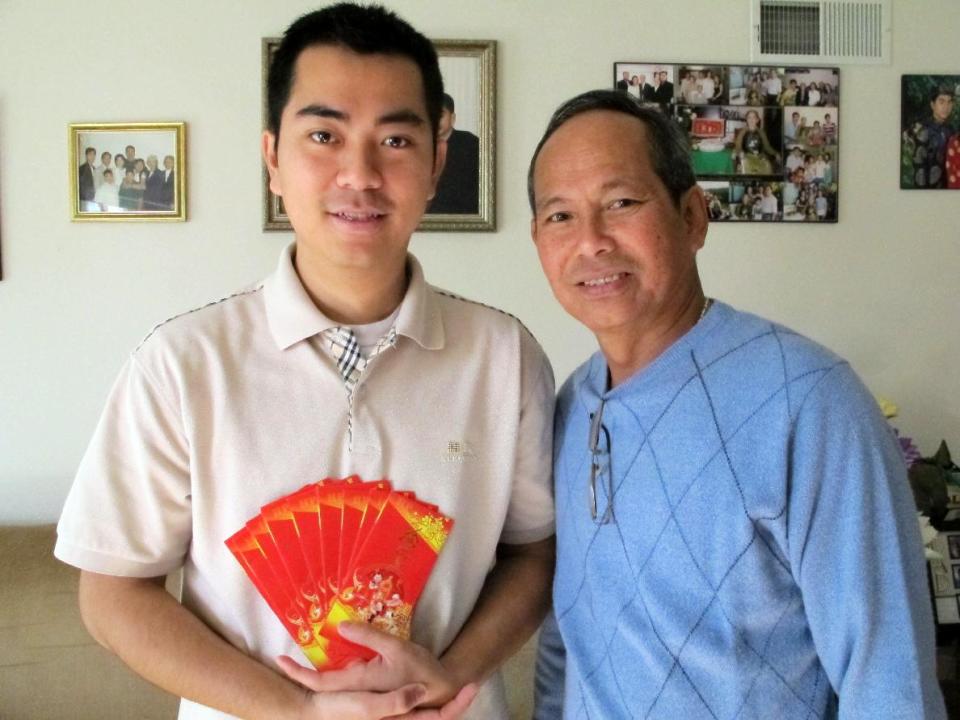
[69,122,186,221]
[261,38,496,232]
[949,533,960,560]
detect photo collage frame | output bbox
[614,63,840,223]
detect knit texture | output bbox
[535,301,944,720]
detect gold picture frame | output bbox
[69,122,186,222]
[261,38,496,232]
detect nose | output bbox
[336,142,382,190]
[578,210,615,257]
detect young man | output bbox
[527,90,944,719]
[916,86,956,188]
[55,5,555,719]
[93,168,120,211]
[78,146,97,209]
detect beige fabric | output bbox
[55,244,555,719]
[0,525,179,719]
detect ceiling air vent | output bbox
[751,0,891,65]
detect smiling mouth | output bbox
[332,211,385,221]
[581,273,626,287]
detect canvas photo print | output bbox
[901,74,960,189]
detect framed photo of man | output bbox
[900,75,960,189]
[261,37,496,232]
[69,122,186,221]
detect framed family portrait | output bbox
[69,122,186,221]
[261,38,496,232]
[900,74,960,190]
[614,62,840,224]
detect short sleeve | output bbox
[499,328,556,545]
[55,353,192,577]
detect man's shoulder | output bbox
[133,281,265,358]
[709,303,845,371]
[428,284,546,352]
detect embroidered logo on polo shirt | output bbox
[441,440,476,463]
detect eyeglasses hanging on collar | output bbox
[588,399,614,524]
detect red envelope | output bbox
[225,526,329,668]
[226,477,453,672]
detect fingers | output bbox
[439,683,479,719]
[388,682,479,720]
[372,682,429,718]
[277,655,379,693]
[337,621,403,655]
[301,683,428,719]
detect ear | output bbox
[680,184,708,252]
[530,216,538,245]
[261,130,282,197]
[427,138,449,200]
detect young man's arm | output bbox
[79,571,474,719]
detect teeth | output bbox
[337,212,381,220]
[583,273,622,287]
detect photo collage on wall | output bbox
[614,63,840,223]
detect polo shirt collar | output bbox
[264,243,444,351]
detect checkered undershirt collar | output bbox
[322,325,398,393]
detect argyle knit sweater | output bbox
[534,301,944,720]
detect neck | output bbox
[599,286,708,389]
[293,243,408,325]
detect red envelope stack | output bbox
[225,476,454,670]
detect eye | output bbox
[545,211,571,223]
[309,131,333,144]
[609,198,638,210]
[383,136,410,149]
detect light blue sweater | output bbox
[535,301,944,719]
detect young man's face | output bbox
[125,147,135,160]
[530,111,706,342]
[85,149,96,165]
[263,45,444,276]
[164,156,174,170]
[931,94,955,124]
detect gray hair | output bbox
[527,90,696,212]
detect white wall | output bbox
[1,0,958,524]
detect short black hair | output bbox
[528,89,696,213]
[266,3,443,146]
[441,93,455,113]
[930,85,955,102]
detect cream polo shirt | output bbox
[55,243,555,720]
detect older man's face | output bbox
[530,110,706,341]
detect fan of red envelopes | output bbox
[225,476,454,671]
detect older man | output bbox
[528,90,944,719]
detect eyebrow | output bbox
[535,180,647,214]
[295,104,426,127]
